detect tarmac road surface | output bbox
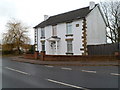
[2,57,119,89]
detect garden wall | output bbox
[24,51,118,61]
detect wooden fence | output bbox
[87,43,119,55]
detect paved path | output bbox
[10,56,120,66]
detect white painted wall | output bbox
[72,20,83,55]
[43,23,67,55]
[37,28,41,52]
[43,21,84,55]
[57,23,67,55]
[45,26,52,54]
[86,6,107,45]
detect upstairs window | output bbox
[66,23,72,35]
[41,28,45,38]
[52,25,57,36]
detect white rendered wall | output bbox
[44,23,67,55]
[72,20,83,55]
[37,26,52,54]
[57,23,67,55]
[44,20,83,55]
[86,6,107,45]
[37,28,41,52]
[45,26,52,54]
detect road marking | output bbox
[44,65,54,68]
[110,73,120,76]
[46,79,89,89]
[61,67,72,70]
[5,67,30,75]
[81,70,96,73]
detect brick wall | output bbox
[24,54,35,59]
[44,55,117,61]
[24,51,118,61]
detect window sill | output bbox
[65,34,73,37]
[52,36,57,38]
[66,52,73,55]
[40,37,45,39]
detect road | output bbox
[2,57,120,89]
[0,55,2,90]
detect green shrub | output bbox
[27,45,35,54]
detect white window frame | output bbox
[67,40,73,53]
[52,25,57,36]
[66,23,72,35]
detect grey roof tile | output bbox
[34,5,98,28]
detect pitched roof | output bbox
[34,5,98,28]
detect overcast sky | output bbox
[0,0,106,44]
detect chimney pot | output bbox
[44,15,49,21]
[89,1,95,10]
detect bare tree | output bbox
[100,0,120,43]
[2,19,30,54]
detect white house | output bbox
[34,2,107,55]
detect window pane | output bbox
[41,42,45,51]
[67,40,72,53]
[41,28,45,37]
[52,26,57,36]
[67,23,72,34]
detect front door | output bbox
[50,41,56,55]
[47,37,60,55]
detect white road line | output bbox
[44,65,54,68]
[46,78,89,90]
[61,67,72,70]
[110,73,120,76]
[5,67,30,75]
[81,70,96,73]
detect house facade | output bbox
[34,2,107,55]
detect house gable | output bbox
[86,4,107,45]
[85,4,107,26]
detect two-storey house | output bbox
[34,2,107,55]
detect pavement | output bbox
[10,56,120,66]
